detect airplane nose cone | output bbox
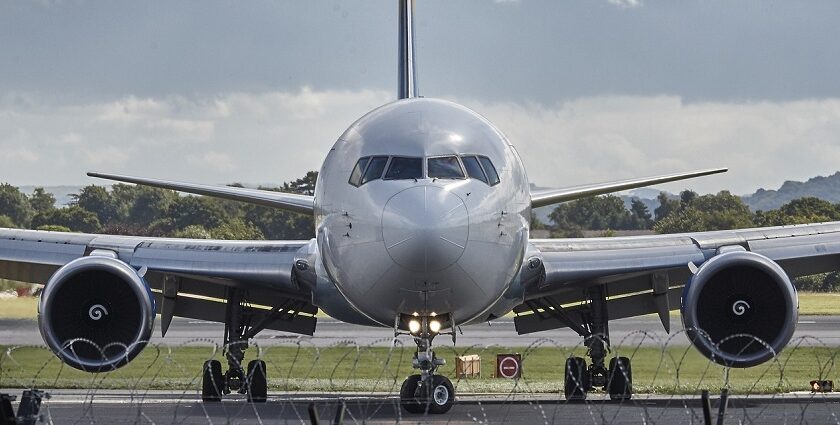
[382,186,468,273]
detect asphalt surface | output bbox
[4,390,840,424]
[3,315,840,348]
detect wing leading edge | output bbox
[530,168,727,208]
[88,172,315,215]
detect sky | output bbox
[1,0,840,195]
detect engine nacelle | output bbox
[681,250,798,368]
[38,255,156,372]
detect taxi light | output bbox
[408,319,421,334]
[429,320,442,333]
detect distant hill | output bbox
[742,172,840,211]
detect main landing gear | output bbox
[201,288,269,403]
[561,286,633,401]
[398,315,455,414]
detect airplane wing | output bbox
[516,221,840,335]
[530,168,727,208]
[0,228,318,337]
[88,172,314,215]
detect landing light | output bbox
[429,320,442,333]
[408,319,421,334]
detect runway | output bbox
[3,315,840,347]
[4,389,840,424]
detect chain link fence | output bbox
[2,330,840,424]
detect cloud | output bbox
[0,88,390,186]
[187,151,237,173]
[464,96,840,195]
[607,0,642,8]
[1,88,839,197]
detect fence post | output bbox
[701,390,712,425]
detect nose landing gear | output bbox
[398,315,455,414]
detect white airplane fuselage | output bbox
[314,97,531,327]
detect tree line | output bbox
[2,177,839,291]
[543,190,840,291]
[0,171,317,241]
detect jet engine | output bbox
[38,255,156,372]
[681,250,798,368]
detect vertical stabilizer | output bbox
[398,0,417,99]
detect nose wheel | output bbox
[401,374,455,414]
[397,314,455,414]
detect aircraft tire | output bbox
[564,357,588,401]
[202,360,224,402]
[607,357,632,401]
[426,375,455,414]
[246,360,268,403]
[400,374,424,414]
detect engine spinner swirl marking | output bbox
[732,300,751,316]
[88,304,109,321]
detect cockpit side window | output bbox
[348,157,370,187]
[361,156,389,184]
[384,156,423,180]
[478,156,500,186]
[427,156,466,179]
[460,155,488,184]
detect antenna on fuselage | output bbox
[398,0,417,99]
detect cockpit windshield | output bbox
[362,156,388,184]
[348,157,370,186]
[427,156,465,179]
[384,157,423,180]
[349,154,499,186]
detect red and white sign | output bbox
[496,354,522,379]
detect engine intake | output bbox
[38,255,155,372]
[681,250,798,368]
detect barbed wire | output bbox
[2,331,840,424]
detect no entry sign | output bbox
[495,353,522,379]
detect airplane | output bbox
[1,0,838,415]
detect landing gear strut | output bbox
[562,286,632,401]
[399,315,455,414]
[201,288,268,403]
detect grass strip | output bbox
[2,343,838,395]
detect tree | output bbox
[32,206,101,233]
[0,183,34,228]
[210,218,264,240]
[755,197,840,227]
[73,185,122,224]
[679,190,698,208]
[530,212,547,230]
[282,171,318,195]
[126,186,178,227]
[167,196,227,231]
[29,187,56,215]
[654,190,753,234]
[243,172,318,240]
[628,198,653,230]
[0,215,15,228]
[172,225,212,239]
[654,192,679,222]
[549,195,633,232]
